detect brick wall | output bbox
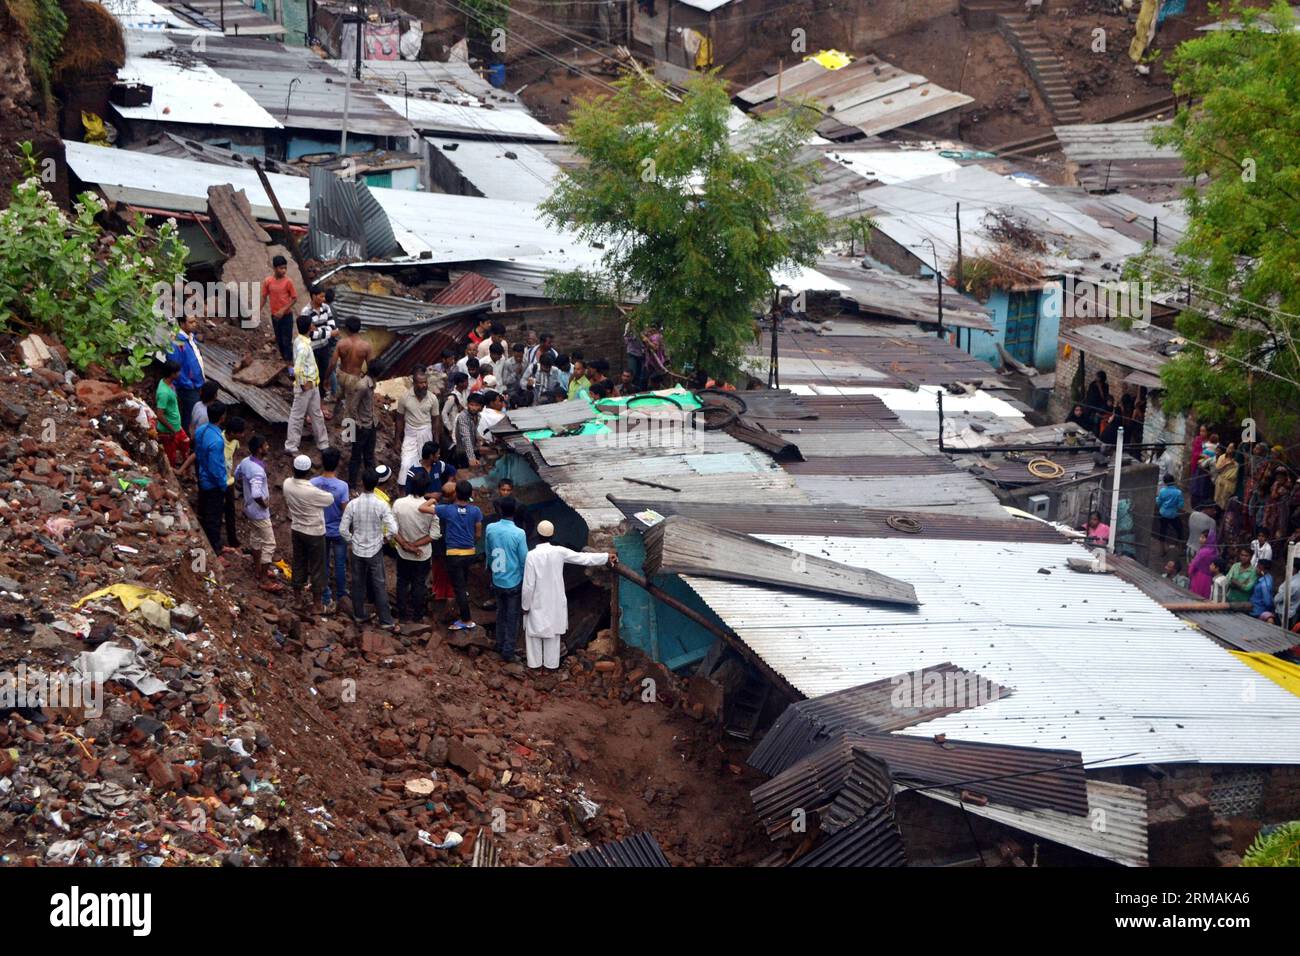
[496,304,627,371]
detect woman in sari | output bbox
[1213,443,1239,510]
[1188,528,1218,599]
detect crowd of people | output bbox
[1065,372,1300,632]
[1152,431,1300,630]
[148,272,660,669]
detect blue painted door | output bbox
[1004,290,1040,365]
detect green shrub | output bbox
[0,142,189,382]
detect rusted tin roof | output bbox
[750,737,906,867]
[641,515,920,607]
[568,832,671,868]
[609,497,1068,542]
[748,664,1013,777]
[430,271,499,307]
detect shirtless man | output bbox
[330,317,376,487]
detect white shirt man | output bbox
[521,520,613,669]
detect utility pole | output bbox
[767,306,780,389]
[354,0,365,81]
[1285,539,1298,631]
[935,256,944,339]
[955,202,963,294]
[1107,426,1124,553]
[341,70,352,154]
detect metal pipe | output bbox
[611,564,734,645]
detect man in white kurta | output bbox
[521,521,613,669]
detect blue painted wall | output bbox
[287,135,377,160]
[615,532,721,672]
[957,286,1058,371]
[1036,281,1062,370]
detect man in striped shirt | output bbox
[340,467,399,631]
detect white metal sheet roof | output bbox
[822,147,962,186]
[380,94,562,141]
[682,535,1300,769]
[96,0,193,31]
[114,30,283,129]
[425,136,560,203]
[863,165,1147,280]
[64,141,601,268]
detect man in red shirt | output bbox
[261,255,298,362]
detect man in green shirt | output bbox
[1225,546,1258,604]
[155,360,190,466]
[567,358,591,401]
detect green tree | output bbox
[0,142,188,382]
[1241,821,1300,867]
[1132,2,1300,434]
[540,73,829,380]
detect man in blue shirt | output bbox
[193,401,228,553]
[1155,473,1185,545]
[405,441,456,499]
[484,497,529,662]
[420,480,483,631]
[311,447,350,611]
[166,313,206,432]
[1251,559,1276,621]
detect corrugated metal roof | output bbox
[568,832,672,867]
[114,30,284,130]
[913,779,1149,866]
[157,0,286,34]
[64,142,601,268]
[680,535,1300,769]
[1053,122,1174,161]
[202,342,292,424]
[750,737,906,866]
[131,132,305,174]
[499,399,600,434]
[189,34,415,137]
[811,257,994,331]
[753,321,1009,389]
[839,732,1089,816]
[1060,324,1174,376]
[1181,611,1298,655]
[380,94,561,142]
[748,664,1012,776]
[426,137,561,203]
[641,515,919,606]
[609,497,1069,542]
[792,803,907,867]
[738,55,972,139]
[331,289,458,329]
[429,272,499,307]
[1107,552,1201,605]
[863,165,1149,281]
[338,56,524,109]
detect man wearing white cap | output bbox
[521,521,616,669]
[283,454,337,614]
